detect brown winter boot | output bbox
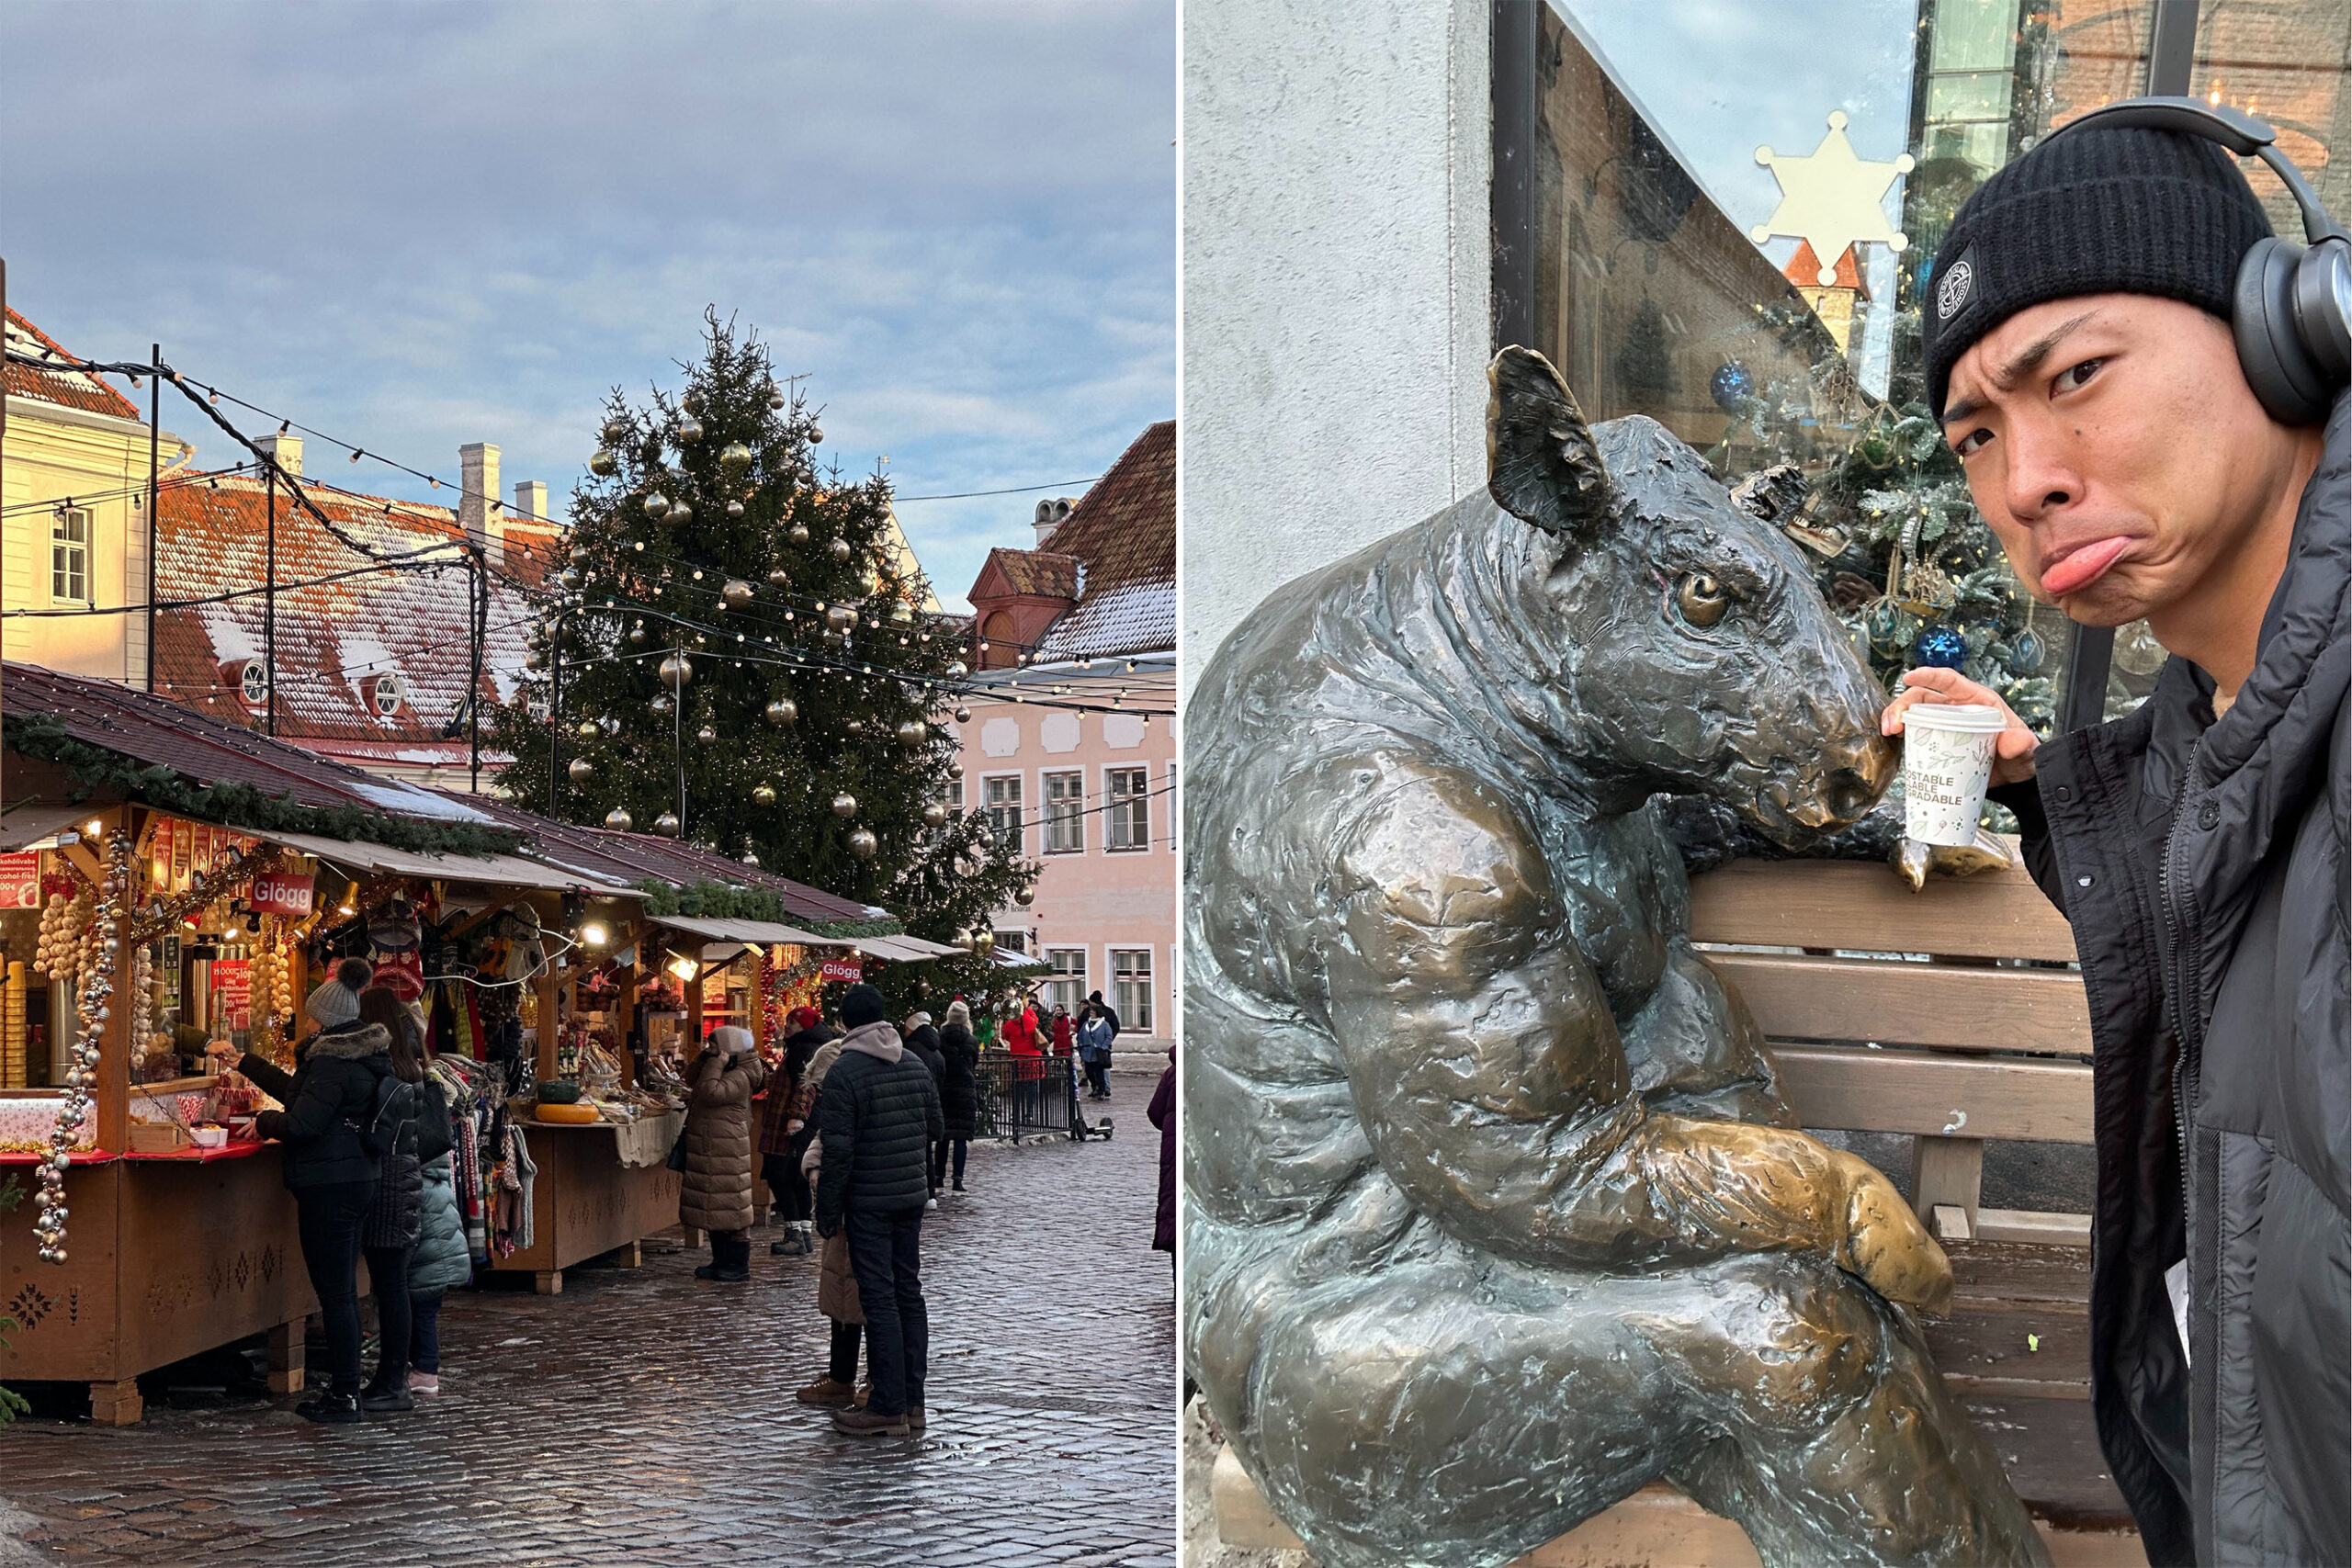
[831,1405,910,1438]
[794,1376,857,1408]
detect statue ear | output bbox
[1727,463,1808,525]
[1487,346,1611,535]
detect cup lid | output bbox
[1901,701,2007,734]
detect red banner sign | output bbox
[0,853,39,910]
[819,957,864,984]
[249,871,314,917]
[211,959,252,1032]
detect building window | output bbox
[1043,770,1084,853]
[985,774,1023,856]
[993,929,1029,957]
[1044,948,1086,1013]
[1106,767,1149,851]
[370,671,406,717]
[1112,948,1153,1034]
[239,660,270,705]
[51,508,89,604]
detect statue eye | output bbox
[1674,570,1732,628]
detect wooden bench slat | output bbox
[1770,1043,2095,1143]
[1690,852,2077,962]
[1929,1302,2092,1400]
[1708,951,2092,1056]
[1947,1238,2095,1306]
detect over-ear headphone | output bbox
[2052,96,2349,426]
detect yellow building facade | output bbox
[2,309,190,684]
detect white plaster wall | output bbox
[1179,0,1492,703]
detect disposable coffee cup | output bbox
[1899,702,2007,847]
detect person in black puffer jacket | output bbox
[902,1012,948,1204]
[815,984,944,1438]
[937,1000,980,1194]
[765,1009,837,1258]
[355,987,427,1413]
[212,955,397,1424]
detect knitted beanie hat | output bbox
[840,983,887,1030]
[304,956,376,1028]
[1923,122,2272,415]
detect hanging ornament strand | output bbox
[33,829,132,1266]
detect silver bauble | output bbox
[644,492,671,519]
[722,579,754,610]
[844,718,865,736]
[826,605,854,632]
[605,807,634,831]
[577,718,599,738]
[741,851,762,868]
[766,567,790,587]
[829,537,854,563]
[659,651,694,689]
[890,601,914,626]
[587,450,617,477]
[767,385,786,410]
[947,660,969,677]
[568,758,595,782]
[628,624,648,645]
[719,441,753,472]
[807,425,823,444]
[831,793,857,818]
[558,568,582,591]
[847,828,878,860]
[726,500,745,518]
[764,698,797,727]
[652,812,683,838]
[696,724,718,744]
[650,693,674,716]
[676,417,705,444]
[602,715,621,736]
[752,784,777,807]
[896,720,926,747]
[789,522,811,545]
[922,802,948,828]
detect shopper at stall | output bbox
[681,1024,767,1283]
[814,982,944,1438]
[902,1011,947,1206]
[354,987,427,1413]
[209,954,399,1425]
[937,1000,980,1194]
[394,997,470,1397]
[763,1006,834,1258]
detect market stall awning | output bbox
[851,934,959,962]
[0,802,98,852]
[261,830,642,895]
[646,913,834,947]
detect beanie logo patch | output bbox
[1936,250,1975,322]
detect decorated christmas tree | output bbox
[492,310,1035,1002]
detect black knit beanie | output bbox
[1923,123,2273,415]
[840,982,887,1030]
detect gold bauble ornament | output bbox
[764,698,797,727]
[719,441,753,472]
[605,807,634,831]
[922,802,947,828]
[954,705,971,724]
[601,417,630,446]
[831,793,857,818]
[896,720,926,747]
[682,389,706,415]
[659,651,694,690]
[848,828,878,860]
[644,492,671,519]
[568,758,595,782]
[676,417,705,445]
[946,758,965,779]
[587,450,616,477]
[669,499,693,525]
[752,784,777,807]
[789,522,811,546]
[722,579,754,610]
[695,724,718,744]
[1012,885,1035,907]
[652,812,683,838]
[829,537,854,563]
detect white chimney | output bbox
[514,480,548,522]
[460,443,503,569]
[1033,495,1077,546]
[255,433,303,476]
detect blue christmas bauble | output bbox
[1912,623,1970,671]
[2009,626,2045,674]
[1710,360,1755,413]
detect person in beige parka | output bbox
[682,1025,766,1282]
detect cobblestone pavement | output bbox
[0,1069,1178,1567]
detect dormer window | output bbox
[238,660,270,705]
[365,671,407,718]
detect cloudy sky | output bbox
[1,1,1175,612]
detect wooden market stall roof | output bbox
[646,913,836,948]
[1,662,902,926]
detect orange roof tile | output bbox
[979,547,1082,600]
[4,308,141,421]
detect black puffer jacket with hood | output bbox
[240,1021,398,1190]
[814,1021,945,1230]
[1988,391,2346,1565]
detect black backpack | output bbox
[358,1072,420,1159]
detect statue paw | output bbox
[1833,1153,1954,1316]
[1889,829,2018,891]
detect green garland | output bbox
[6,714,531,859]
[635,877,903,939]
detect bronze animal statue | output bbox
[1182,348,2051,1568]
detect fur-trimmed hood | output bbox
[306,1022,392,1063]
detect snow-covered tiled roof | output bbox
[5,309,141,421]
[1022,420,1173,663]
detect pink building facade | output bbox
[949,421,1174,1050]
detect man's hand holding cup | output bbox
[1881,666,2042,789]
